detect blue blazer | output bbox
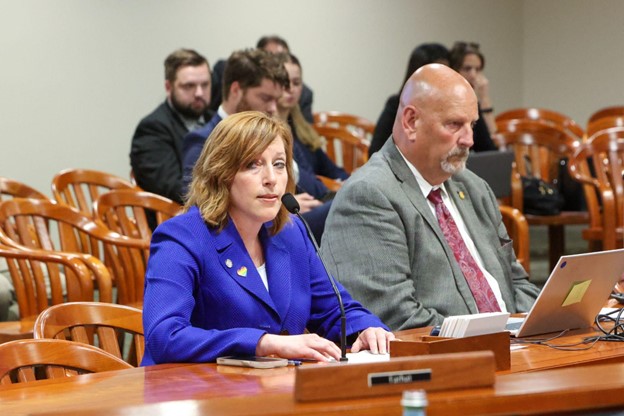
[141,206,387,365]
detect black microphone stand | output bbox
[284,194,348,362]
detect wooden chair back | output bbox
[0,245,102,320]
[568,127,624,249]
[499,205,530,275]
[496,108,585,140]
[34,302,144,366]
[51,168,136,217]
[314,111,375,143]
[0,338,131,384]
[494,119,581,210]
[588,106,624,125]
[0,198,148,305]
[586,116,624,137]
[94,189,181,241]
[0,177,48,202]
[313,125,369,174]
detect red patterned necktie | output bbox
[427,188,501,313]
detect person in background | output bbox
[320,64,539,331]
[211,35,315,123]
[184,49,330,243]
[142,111,393,365]
[130,49,212,204]
[369,43,450,157]
[276,53,348,192]
[449,41,498,151]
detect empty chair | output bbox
[314,111,375,143]
[0,198,148,305]
[494,119,590,270]
[0,245,103,321]
[52,168,136,217]
[0,338,131,384]
[569,127,624,250]
[313,125,369,174]
[94,189,181,241]
[496,108,585,140]
[588,105,624,125]
[34,302,144,366]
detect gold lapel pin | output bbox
[458,191,465,200]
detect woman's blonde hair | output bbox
[184,111,296,235]
[291,104,324,151]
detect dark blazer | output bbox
[320,139,540,331]
[181,113,222,193]
[141,207,388,364]
[130,101,211,204]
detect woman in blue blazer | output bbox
[142,111,393,365]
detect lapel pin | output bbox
[237,266,248,277]
[458,191,465,200]
[225,259,233,268]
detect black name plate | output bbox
[368,368,432,387]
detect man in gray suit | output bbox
[320,64,539,331]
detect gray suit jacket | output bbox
[320,139,539,331]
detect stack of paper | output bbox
[439,312,510,338]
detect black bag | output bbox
[521,176,564,216]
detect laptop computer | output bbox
[507,248,624,337]
[465,150,514,199]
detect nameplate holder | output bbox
[294,350,494,402]
[390,331,510,371]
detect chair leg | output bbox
[548,225,565,271]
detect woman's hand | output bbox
[256,333,341,362]
[350,327,395,354]
[294,193,322,213]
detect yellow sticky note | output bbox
[562,280,592,307]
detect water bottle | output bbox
[401,389,428,416]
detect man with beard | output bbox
[130,49,212,204]
[183,49,331,242]
[320,64,539,331]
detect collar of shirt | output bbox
[217,105,230,120]
[395,144,450,201]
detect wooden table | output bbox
[3,327,624,415]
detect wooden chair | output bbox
[0,338,131,384]
[0,177,48,201]
[499,205,530,275]
[568,127,624,250]
[51,168,136,217]
[0,245,102,321]
[496,108,585,140]
[313,125,369,174]
[494,119,590,270]
[34,301,144,366]
[313,111,375,144]
[588,106,624,125]
[94,189,181,241]
[0,198,148,305]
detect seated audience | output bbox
[320,64,539,331]
[449,41,497,150]
[211,35,314,123]
[276,53,348,190]
[141,112,393,364]
[369,43,449,156]
[184,49,330,243]
[130,49,212,204]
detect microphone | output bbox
[281,193,348,362]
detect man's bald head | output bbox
[392,64,479,185]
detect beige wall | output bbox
[0,0,620,194]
